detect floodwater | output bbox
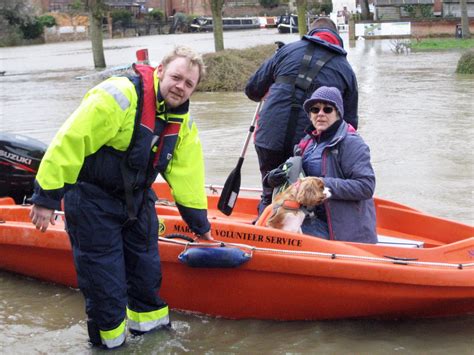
[1,30,473,353]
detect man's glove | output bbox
[265,167,288,188]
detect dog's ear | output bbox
[296,177,326,206]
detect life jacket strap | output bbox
[120,65,156,224]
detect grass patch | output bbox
[411,38,474,51]
[199,44,276,92]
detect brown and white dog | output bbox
[265,177,331,233]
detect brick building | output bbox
[29,0,266,17]
[29,0,474,20]
[374,0,474,20]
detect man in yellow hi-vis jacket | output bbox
[29,46,213,349]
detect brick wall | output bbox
[352,18,474,39]
[412,19,474,37]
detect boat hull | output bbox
[0,206,474,320]
[161,261,474,320]
[0,184,473,320]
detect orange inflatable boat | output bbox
[0,182,473,320]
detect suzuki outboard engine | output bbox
[0,132,47,203]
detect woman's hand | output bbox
[266,168,288,187]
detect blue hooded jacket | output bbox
[245,31,358,152]
[299,120,377,244]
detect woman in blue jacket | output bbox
[266,86,377,244]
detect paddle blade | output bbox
[217,159,243,216]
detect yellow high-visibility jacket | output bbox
[32,67,209,234]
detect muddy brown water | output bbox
[1,30,473,353]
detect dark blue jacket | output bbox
[245,34,358,152]
[299,121,377,243]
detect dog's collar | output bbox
[281,200,301,210]
[272,200,301,212]
[281,180,302,210]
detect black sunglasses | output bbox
[309,106,334,114]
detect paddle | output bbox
[218,101,263,216]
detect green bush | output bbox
[420,4,433,18]
[403,5,417,18]
[403,4,434,18]
[19,18,43,39]
[0,9,54,42]
[38,15,56,28]
[310,1,332,15]
[147,9,164,23]
[111,9,132,27]
[320,0,333,15]
[199,44,277,92]
[456,50,474,74]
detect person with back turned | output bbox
[245,17,359,215]
[29,45,213,349]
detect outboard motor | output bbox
[0,132,47,203]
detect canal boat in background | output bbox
[189,16,260,32]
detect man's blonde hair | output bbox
[161,45,206,83]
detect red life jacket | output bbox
[128,64,183,177]
[121,64,184,222]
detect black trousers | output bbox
[64,182,168,345]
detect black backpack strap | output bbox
[294,44,318,91]
[274,76,295,85]
[301,51,336,93]
[283,45,336,154]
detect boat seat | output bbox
[377,235,424,248]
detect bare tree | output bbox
[210,0,224,51]
[85,0,106,68]
[296,0,307,37]
[460,0,471,39]
[360,0,370,20]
